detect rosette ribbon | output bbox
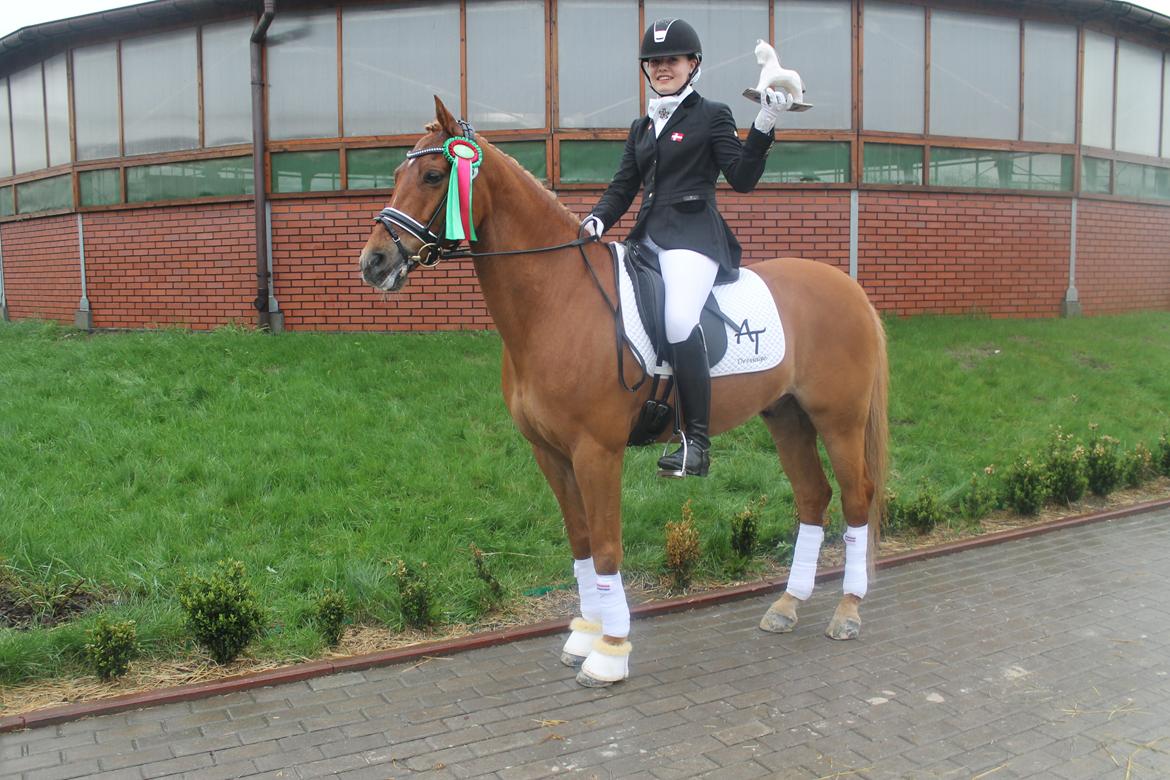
[442,137,483,242]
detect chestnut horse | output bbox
[360,98,888,687]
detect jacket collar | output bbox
[658,91,700,138]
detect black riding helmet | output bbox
[640,18,702,96]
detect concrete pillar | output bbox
[0,228,8,321]
[1062,198,1082,318]
[849,189,859,281]
[75,213,93,330]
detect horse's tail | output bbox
[865,306,890,580]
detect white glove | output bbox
[582,215,605,238]
[753,88,793,133]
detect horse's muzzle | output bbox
[360,248,409,292]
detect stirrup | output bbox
[657,433,689,479]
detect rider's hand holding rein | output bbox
[581,215,605,239]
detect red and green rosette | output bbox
[443,137,483,242]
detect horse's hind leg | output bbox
[819,422,876,641]
[530,444,601,667]
[758,398,833,634]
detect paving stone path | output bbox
[3,508,1169,779]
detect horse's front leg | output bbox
[567,438,631,688]
[529,444,605,668]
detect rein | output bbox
[373,124,647,392]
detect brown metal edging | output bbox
[2,496,1168,734]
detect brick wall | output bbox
[4,190,1168,330]
[856,192,1071,317]
[0,215,81,324]
[1076,199,1170,315]
[82,203,255,330]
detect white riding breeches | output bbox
[659,248,720,344]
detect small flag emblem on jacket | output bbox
[670,132,685,142]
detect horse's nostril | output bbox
[365,250,388,271]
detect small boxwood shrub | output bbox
[313,589,349,647]
[730,498,762,559]
[892,485,947,535]
[85,616,138,681]
[1121,442,1155,488]
[390,559,436,629]
[1003,457,1048,516]
[1043,428,1087,505]
[1085,429,1122,497]
[178,559,265,664]
[470,543,505,608]
[958,466,1000,519]
[1157,433,1170,476]
[665,500,701,592]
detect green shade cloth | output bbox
[346,148,408,190]
[0,186,13,217]
[271,150,340,193]
[1081,157,1112,194]
[493,141,547,180]
[16,175,73,213]
[80,169,121,206]
[126,157,254,202]
[761,142,851,184]
[1115,161,1170,200]
[930,148,1072,191]
[863,143,923,185]
[559,140,624,184]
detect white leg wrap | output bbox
[573,557,601,623]
[786,523,825,601]
[843,524,869,598]
[595,572,630,638]
[578,637,632,684]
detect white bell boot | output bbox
[560,617,603,667]
[576,637,632,687]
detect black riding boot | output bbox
[657,326,711,477]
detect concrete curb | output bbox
[3,496,1168,733]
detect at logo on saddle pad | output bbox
[615,245,785,377]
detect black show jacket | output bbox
[590,91,774,283]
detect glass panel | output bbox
[126,157,254,202]
[930,148,1072,191]
[1022,21,1076,143]
[10,64,47,174]
[645,0,769,129]
[0,81,12,178]
[1116,162,1170,200]
[1165,58,1170,157]
[0,186,14,217]
[930,11,1018,140]
[268,11,339,140]
[1081,157,1111,194]
[343,2,460,137]
[559,140,626,183]
[79,169,121,206]
[863,2,924,133]
[862,143,922,185]
[760,141,850,183]
[74,44,121,160]
[1081,31,1114,149]
[16,175,73,213]
[202,18,253,147]
[775,0,852,130]
[467,0,545,130]
[494,141,547,179]
[45,54,71,166]
[1115,40,1161,156]
[271,150,341,192]
[346,147,408,189]
[122,30,199,156]
[558,0,639,128]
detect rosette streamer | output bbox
[443,137,482,242]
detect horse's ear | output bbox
[433,96,461,137]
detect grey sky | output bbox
[4,0,1170,40]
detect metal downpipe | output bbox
[251,0,275,329]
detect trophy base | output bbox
[742,88,813,112]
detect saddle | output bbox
[622,236,734,368]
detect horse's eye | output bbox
[423,170,444,185]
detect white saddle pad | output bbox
[614,244,785,377]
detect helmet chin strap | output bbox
[642,63,700,97]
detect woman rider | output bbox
[582,18,791,477]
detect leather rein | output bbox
[371,121,645,392]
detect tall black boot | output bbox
[657,326,711,477]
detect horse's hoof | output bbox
[575,669,620,687]
[560,652,587,668]
[825,617,861,640]
[759,607,797,633]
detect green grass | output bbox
[2,313,1169,685]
